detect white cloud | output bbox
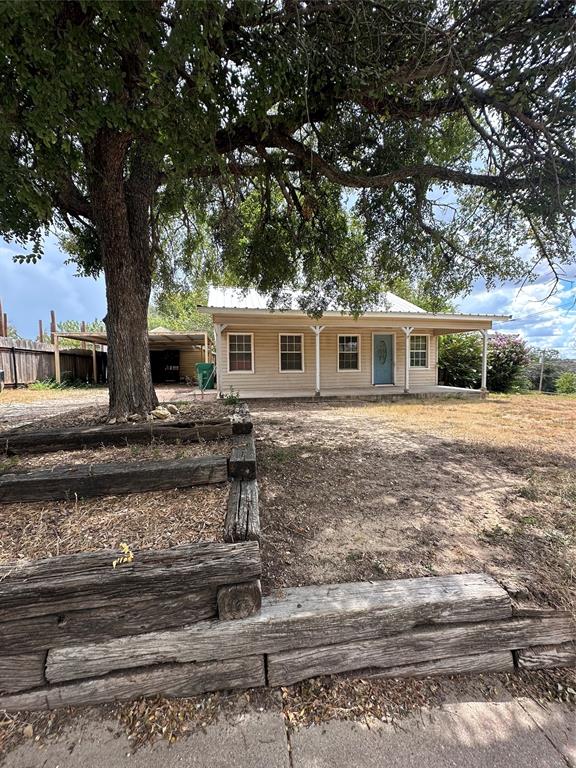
[458,276,576,357]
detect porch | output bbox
[229,385,485,401]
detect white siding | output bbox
[214,316,443,395]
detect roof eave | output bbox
[197,306,511,322]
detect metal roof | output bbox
[206,287,427,313]
[201,287,510,321]
[55,330,209,349]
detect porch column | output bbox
[480,329,488,391]
[54,333,61,384]
[213,323,227,394]
[401,326,414,393]
[310,325,325,396]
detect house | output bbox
[199,288,510,399]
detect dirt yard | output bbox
[254,394,576,611]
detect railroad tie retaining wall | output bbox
[1,572,574,711]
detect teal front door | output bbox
[373,334,394,384]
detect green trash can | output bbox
[195,362,215,390]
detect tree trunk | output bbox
[86,132,158,418]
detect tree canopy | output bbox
[2,1,575,304]
[1,0,575,413]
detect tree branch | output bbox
[265,132,547,192]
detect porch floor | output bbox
[228,385,485,401]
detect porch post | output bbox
[401,326,414,393]
[480,329,488,391]
[213,323,227,394]
[310,325,325,396]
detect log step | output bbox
[346,650,515,680]
[1,420,233,455]
[516,642,576,670]
[46,573,512,683]
[0,455,228,503]
[231,404,253,435]
[224,479,260,543]
[229,434,256,479]
[0,541,262,632]
[0,656,265,712]
[0,652,47,694]
[266,616,575,686]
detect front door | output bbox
[373,334,394,384]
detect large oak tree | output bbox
[1,0,574,416]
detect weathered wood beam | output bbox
[224,479,260,543]
[0,587,219,653]
[46,574,511,683]
[345,650,514,680]
[0,455,228,503]
[0,541,262,623]
[229,434,257,479]
[231,405,253,435]
[516,642,576,670]
[0,655,266,712]
[1,420,233,455]
[217,580,262,620]
[267,616,576,686]
[0,652,47,694]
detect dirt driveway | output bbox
[254,395,576,610]
[0,385,216,430]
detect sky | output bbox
[1,236,575,357]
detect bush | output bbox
[438,331,530,392]
[556,371,576,394]
[486,333,530,392]
[438,333,482,388]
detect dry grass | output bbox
[352,394,575,457]
[0,387,105,405]
[0,483,229,564]
[7,437,232,472]
[254,394,576,610]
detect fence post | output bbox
[54,334,61,384]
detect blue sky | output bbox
[1,236,575,357]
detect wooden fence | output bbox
[0,337,98,386]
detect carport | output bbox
[53,327,212,384]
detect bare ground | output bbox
[0,384,222,432]
[254,395,576,610]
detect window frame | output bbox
[337,334,361,373]
[227,332,255,374]
[409,334,430,369]
[278,333,305,373]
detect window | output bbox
[338,335,360,371]
[279,334,304,372]
[410,335,428,367]
[228,333,253,372]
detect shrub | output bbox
[438,331,530,392]
[438,333,482,388]
[487,333,530,392]
[556,371,576,394]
